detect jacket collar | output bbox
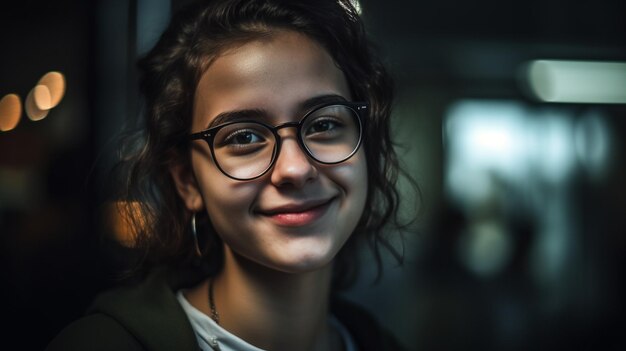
[88,266,205,351]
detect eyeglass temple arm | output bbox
[189,131,211,141]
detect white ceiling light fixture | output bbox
[525,60,626,104]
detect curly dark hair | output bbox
[116,0,414,289]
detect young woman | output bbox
[47,0,411,350]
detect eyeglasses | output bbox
[189,102,367,180]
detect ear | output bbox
[170,161,204,212]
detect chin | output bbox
[266,246,339,274]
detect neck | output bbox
[186,246,340,351]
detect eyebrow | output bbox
[207,109,267,129]
[205,94,348,129]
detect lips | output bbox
[256,197,335,227]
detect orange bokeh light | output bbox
[33,84,52,110]
[25,87,49,121]
[37,71,65,108]
[0,94,22,132]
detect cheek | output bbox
[329,149,368,221]
[347,150,368,193]
[350,152,368,217]
[200,179,265,258]
[203,181,257,221]
[192,152,258,231]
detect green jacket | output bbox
[46,266,405,351]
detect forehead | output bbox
[192,30,351,128]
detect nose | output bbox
[270,134,317,188]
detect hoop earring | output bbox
[191,212,202,256]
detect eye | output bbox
[222,129,266,146]
[306,117,343,135]
[232,131,260,144]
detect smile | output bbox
[257,197,335,227]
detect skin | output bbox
[171,30,368,351]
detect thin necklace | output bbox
[208,278,220,324]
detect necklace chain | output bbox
[208,278,220,324]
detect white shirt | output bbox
[176,291,358,351]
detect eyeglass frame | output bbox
[188,101,368,181]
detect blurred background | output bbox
[1,0,624,349]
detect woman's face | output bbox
[177,30,367,274]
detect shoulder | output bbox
[45,313,143,351]
[46,265,205,351]
[331,297,408,351]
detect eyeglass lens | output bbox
[212,104,361,180]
